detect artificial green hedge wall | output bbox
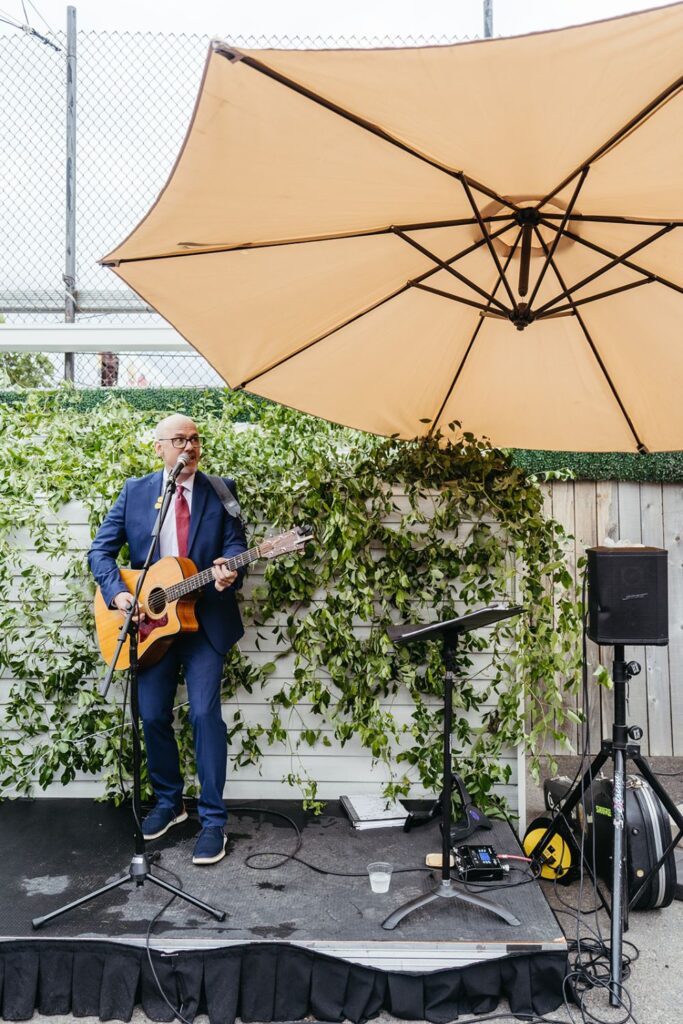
[1,387,681,481]
[0,387,238,418]
[510,449,683,483]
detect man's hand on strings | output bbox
[212,558,238,591]
[113,591,147,623]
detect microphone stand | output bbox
[33,458,225,929]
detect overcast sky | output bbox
[0,0,673,41]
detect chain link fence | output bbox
[1,30,65,318]
[0,14,469,388]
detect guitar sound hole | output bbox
[147,587,167,615]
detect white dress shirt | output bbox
[157,471,195,558]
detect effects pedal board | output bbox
[453,845,505,882]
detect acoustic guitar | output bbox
[94,526,312,670]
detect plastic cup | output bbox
[368,861,393,893]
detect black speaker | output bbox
[586,547,668,646]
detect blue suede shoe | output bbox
[142,803,188,841]
[192,826,227,865]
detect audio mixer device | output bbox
[453,845,505,882]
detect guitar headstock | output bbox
[259,526,314,560]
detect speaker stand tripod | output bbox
[382,606,523,931]
[529,645,683,1006]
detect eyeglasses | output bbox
[158,435,202,449]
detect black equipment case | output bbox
[589,775,677,910]
[544,773,677,909]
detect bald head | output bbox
[154,414,201,479]
[155,414,196,440]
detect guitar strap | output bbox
[205,475,242,519]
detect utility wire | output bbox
[0,2,60,48]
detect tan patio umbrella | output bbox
[102,3,683,452]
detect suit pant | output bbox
[138,631,228,828]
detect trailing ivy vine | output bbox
[0,389,583,812]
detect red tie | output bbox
[176,485,190,558]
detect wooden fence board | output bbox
[663,485,683,756]
[574,482,601,750]
[548,482,579,753]
[640,484,672,754]
[616,483,650,753]
[595,481,620,742]
[545,480,682,755]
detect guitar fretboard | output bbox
[161,546,262,605]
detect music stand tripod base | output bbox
[384,605,523,932]
[382,878,520,930]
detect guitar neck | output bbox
[164,546,262,603]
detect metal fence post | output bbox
[64,5,77,381]
[2,22,477,389]
[483,0,493,38]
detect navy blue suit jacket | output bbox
[88,470,247,655]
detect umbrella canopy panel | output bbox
[104,3,683,451]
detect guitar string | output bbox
[146,547,261,612]
[145,534,306,613]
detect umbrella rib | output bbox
[235,282,413,389]
[410,220,518,278]
[103,218,512,266]
[537,74,683,209]
[233,222,520,389]
[399,214,513,229]
[427,228,524,439]
[526,167,589,309]
[542,213,683,228]
[411,282,510,315]
[537,278,653,318]
[531,225,647,453]
[393,228,513,314]
[459,177,518,308]
[398,221,521,300]
[218,47,520,213]
[538,218,683,298]
[534,223,674,316]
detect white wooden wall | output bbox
[541,481,683,756]
[1,498,523,815]
[4,482,681,810]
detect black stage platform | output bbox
[0,800,567,1022]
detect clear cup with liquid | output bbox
[367,861,393,893]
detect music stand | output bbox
[382,605,523,931]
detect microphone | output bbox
[169,452,191,482]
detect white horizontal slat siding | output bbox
[2,493,523,813]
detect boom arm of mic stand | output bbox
[98,475,178,700]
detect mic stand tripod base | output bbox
[32,851,226,930]
[382,878,520,931]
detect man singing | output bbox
[88,415,247,865]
